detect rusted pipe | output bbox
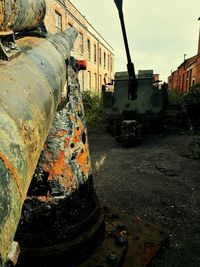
[0,0,46,33]
[0,27,78,265]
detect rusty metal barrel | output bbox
[0,27,78,265]
[0,0,46,32]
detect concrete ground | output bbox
[87,125,200,267]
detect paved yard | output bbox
[88,126,200,267]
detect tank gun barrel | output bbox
[0,26,78,265]
[114,0,137,100]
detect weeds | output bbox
[82,91,105,125]
[168,89,185,106]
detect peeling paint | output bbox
[35,57,93,196]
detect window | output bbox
[87,71,91,91]
[94,44,97,63]
[182,74,185,91]
[110,56,113,71]
[104,52,106,68]
[107,55,110,70]
[87,39,91,60]
[186,71,189,92]
[55,11,62,32]
[188,69,192,90]
[99,74,102,91]
[79,32,84,54]
[99,48,102,65]
[94,73,97,91]
[79,71,84,91]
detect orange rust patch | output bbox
[37,195,53,202]
[0,151,23,197]
[55,129,67,138]
[72,127,81,143]
[70,114,75,122]
[72,135,79,143]
[76,149,90,176]
[47,149,74,185]
[64,137,70,148]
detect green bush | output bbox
[169,83,200,106]
[168,89,185,106]
[82,91,105,125]
[184,83,200,106]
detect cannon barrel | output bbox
[0,27,78,264]
[114,0,137,100]
[0,0,46,32]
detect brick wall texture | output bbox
[44,0,115,93]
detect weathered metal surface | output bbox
[0,28,77,264]
[79,207,169,267]
[14,58,103,265]
[35,57,92,196]
[0,0,46,33]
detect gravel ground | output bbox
[87,125,200,267]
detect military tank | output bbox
[102,0,168,146]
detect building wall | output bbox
[44,0,115,93]
[168,26,200,93]
[168,55,200,93]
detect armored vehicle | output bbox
[102,0,168,146]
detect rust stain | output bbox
[76,149,89,175]
[70,114,75,122]
[72,124,81,143]
[72,135,79,143]
[46,149,74,187]
[22,123,39,155]
[0,151,23,197]
[37,195,52,202]
[64,137,70,148]
[54,129,67,138]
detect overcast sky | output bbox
[72,0,200,81]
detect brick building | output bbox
[168,26,200,93]
[44,0,115,93]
